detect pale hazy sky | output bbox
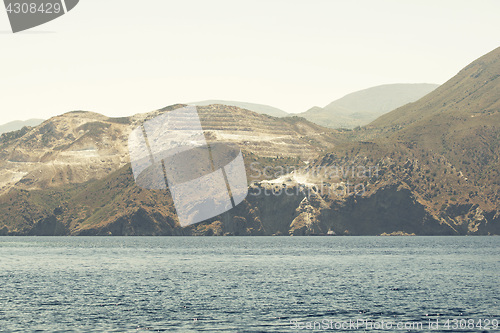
[1,0,500,123]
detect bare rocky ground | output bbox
[0,104,339,195]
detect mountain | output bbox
[282,47,500,236]
[190,100,288,117]
[0,48,499,236]
[0,105,338,194]
[0,119,44,134]
[0,104,342,235]
[299,83,439,129]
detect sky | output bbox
[1,0,500,124]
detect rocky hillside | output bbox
[225,48,499,236]
[0,111,130,195]
[365,45,500,196]
[299,83,438,129]
[0,104,343,235]
[0,47,498,236]
[276,47,500,236]
[0,104,339,196]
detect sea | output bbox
[0,236,499,332]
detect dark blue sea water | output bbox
[0,236,499,332]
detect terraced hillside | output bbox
[0,104,343,234]
[195,104,338,159]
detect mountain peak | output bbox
[298,83,439,129]
[369,46,500,131]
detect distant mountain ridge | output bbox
[0,119,44,134]
[299,83,439,128]
[189,100,288,117]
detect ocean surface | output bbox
[0,236,499,332]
